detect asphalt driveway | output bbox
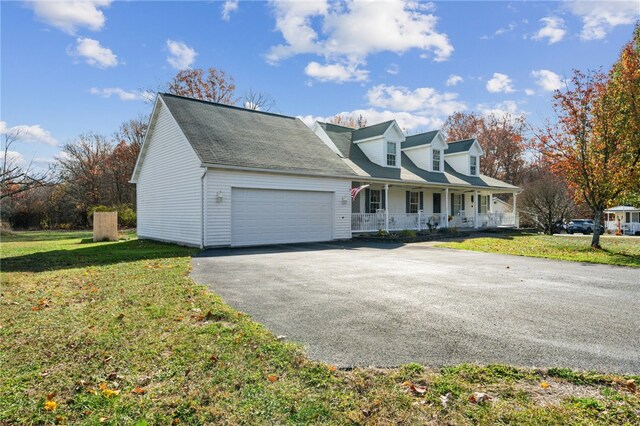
[191,241,640,374]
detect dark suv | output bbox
[567,219,595,234]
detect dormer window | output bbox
[432,149,441,171]
[470,156,478,175]
[387,142,396,166]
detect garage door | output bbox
[231,188,334,246]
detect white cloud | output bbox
[90,87,152,101]
[567,0,640,40]
[0,121,59,146]
[386,63,400,75]
[221,0,238,21]
[300,109,441,132]
[267,0,453,81]
[531,69,563,91]
[71,37,118,68]
[525,89,536,96]
[28,0,111,34]
[486,73,515,93]
[366,84,466,116]
[532,16,566,44]
[0,150,27,168]
[481,22,516,39]
[304,61,368,82]
[446,74,463,87]
[477,100,520,119]
[166,39,197,70]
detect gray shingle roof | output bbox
[352,120,394,141]
[444,138,475,154]
[402,130,439,149]
[320,121,518,190]
[160,94,355,176]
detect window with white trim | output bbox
[387,142,396,166]
[480,195,489,213]
[369,190,381,212]
[432,149,441,171]
[409,191,419,214]
[470,156,478,175]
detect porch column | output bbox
[513,193,518,227]
[489,193,493,212]
[444,188,449,228]
[474,190,479,228]
[384,183,389,232]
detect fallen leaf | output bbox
[267,374,278,383]
[99,383,107,391]
[540,381,550,389]
[46,393,56,400]
[131,387,146,395]
[469,392,491,404]
[626,379,636,392]
[44,400,57,411]
[102,388,121,398]
[328,365,337,372]
[410,383,427,395]
[209,354,218,363]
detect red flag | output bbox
[350,184,370,201]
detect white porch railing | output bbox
[351,211,517,232]
[605,221,640,235]
[351,213,386,232]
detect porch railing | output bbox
[605,221,640,235]
[352,211,517,233]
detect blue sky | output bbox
[1,0,638,169]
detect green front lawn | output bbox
[1,232,639,424]
[437,233,640,267]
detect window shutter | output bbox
[478,195,481,213]
[451,193,454,215]
[365,189,370,213]
[462,195,465,211]
[433,193,441,214]
[405,191,410,213]
[381,190,386,210]
[419,192,424,210]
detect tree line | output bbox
[2,25,638,248]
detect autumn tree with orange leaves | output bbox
[443,112,527,185]
[534,25,640,248]
[168,68,237,104]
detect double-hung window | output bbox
[387,142,396,166]
[479,195,489,213]
[470,156,478,175]
[432,149,441,171]
[369,190,382,212]
[409,191,419,214]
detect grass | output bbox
[436,233,640,267]
[1,231,639,424]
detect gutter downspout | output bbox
[200,168,207,249]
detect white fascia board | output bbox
[311,122,344,157]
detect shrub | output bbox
[376,230,390,237]
[399,229,416,238]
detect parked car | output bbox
[567,219,595,234]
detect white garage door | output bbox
[231,188,334,246]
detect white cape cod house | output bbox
[604,206,640,235]
[312,121,521,233]
[132,94,521,248]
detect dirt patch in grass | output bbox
[1,231,639,424]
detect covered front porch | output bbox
[351,182,518,233]
[604,206,640,235]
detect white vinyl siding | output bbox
[205,169,351,247]
[136,99,203,246]
[358,139,384,166]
